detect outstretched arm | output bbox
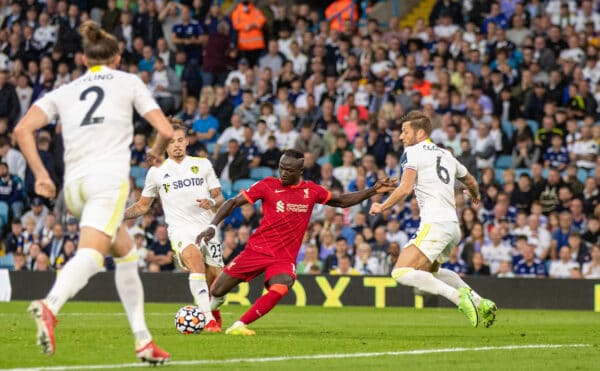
[197,193,249,243]
[369,170,416,215]
[327,177,397,208]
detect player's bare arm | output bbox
[369,169,417,215]
[327,177,398,208]
[144,109,174,166]
[197,194,248,244]
[123,195,155,220]
[196,188,225,212]
[14,106,56,199]
[457,173,481,205]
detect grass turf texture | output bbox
[0,301,599,370]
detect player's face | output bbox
[279,155,303,186]
[400,121,417,147]
[166,129,188,160]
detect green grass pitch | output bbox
[0,301,599,370]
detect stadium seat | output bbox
[220,179,233,199]
[495,155,513,170]
[527,120,538,135]
[502,120,514,138]
[250,166,274,180]
[515,168,532,179]
[494,169,505,185]
[135,177,146,189]
[233,178,256,193]
[317,156,329,166]
[206,142,216,154]
[220,144,228,154]
[129,166,146,181]
[0,253,14,270]
[577,168,590,183]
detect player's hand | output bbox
[196,198,214,209]
[369,202,384,216]
[35,176,56,199]
[373,177,398,194]
[196,228,215,245]
[146,151,164,167]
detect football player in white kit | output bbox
[370,111,497,328]
[125,120,226,332]
[14,21,172,362]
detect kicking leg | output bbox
[180,246,214,323]
[431,263,497,327]
[29,227,109,355]
[111,227,170,363]
[391,245,479,327]
[227,274,293,336]
[206,264,224,328]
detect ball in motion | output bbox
[174,305,206,334]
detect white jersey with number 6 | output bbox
[401,139,468,263]
[401,139,467,223]
[34,65,159,182]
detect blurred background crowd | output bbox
[0,0,598,279]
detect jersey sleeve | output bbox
[204,159,221,190]
[400,146,418,172]
[33,90,59,120]
[131,74,160,116]
[240,180,266,204]
[454,156,468,179]
[141,167,158,198]
[310,182,332,204]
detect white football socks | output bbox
[392,267,460,305]
[45,248,104,315]
[434,268,482,306]
[114,249,152,348]
[189,273,214,322]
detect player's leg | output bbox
[111,227,170,363]
[28,226,109,355]
[179,244,218,329]
[28,179,109,355]
[391,246,478,326]
[227,260,296,336]
[202,238,226,329]
[431,262,497,327]
[205,264,225,328]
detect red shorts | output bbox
[223,248,297,284]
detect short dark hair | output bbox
[283,149,304,159]
[402,111,432,136]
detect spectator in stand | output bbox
[441,246,468,277]
[231,0,265,67]
[511,133,539,169]
[192,101,218,146]
[544,134,570,171]
[467,251,491,276]
[214,139,249,183]
[0,161,26,219]
[213,114,244,158]
[514,243,547,278]
[582,244,600,279]
[549,245,580,279]
[171,5,205,66]
[146,224,174,272]
[201,21,231,87]
[0,70,19,129]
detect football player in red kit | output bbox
[197,149,396,335]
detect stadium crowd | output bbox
[0,0,598,279]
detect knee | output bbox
[391,267,414,283]
[269,274,294,290]
[211,282,225,297]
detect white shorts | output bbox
[169,226,224,268]
[63,176,129,239]
[406,221,462,264]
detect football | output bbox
[174,305,206,334]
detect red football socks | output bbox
[239,284,288,325]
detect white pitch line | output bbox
[0,312,232,316]
[2,344,590,371]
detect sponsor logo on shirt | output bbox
[162,177,205,193]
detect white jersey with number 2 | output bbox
[401,139,467,223]
[34,65,159,182]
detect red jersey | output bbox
[241,178,331,261]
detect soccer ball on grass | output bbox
[174,305,206,334]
